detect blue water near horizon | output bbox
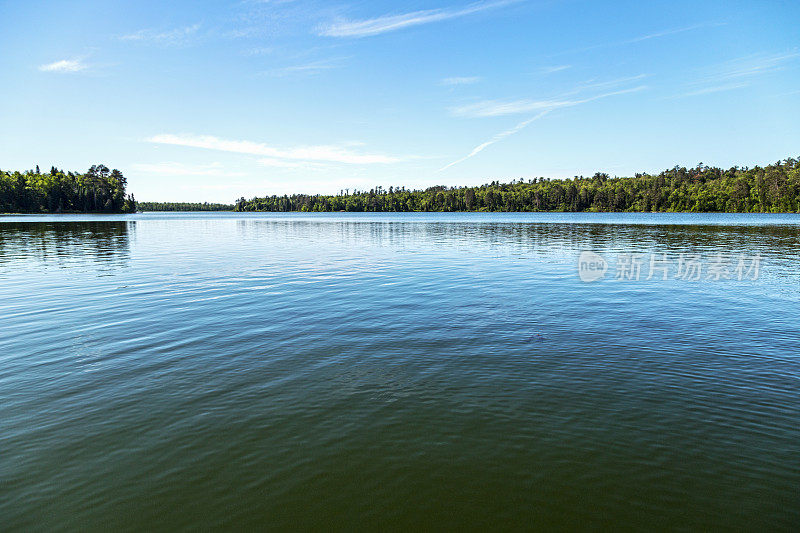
[1,212,799,530]
[4,210,800,225]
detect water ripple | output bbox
[1,213,799,530]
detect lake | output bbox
[1,212,799,530]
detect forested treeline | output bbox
[0,165,136,213]
[137,202,234,212]
[236,158,800,213]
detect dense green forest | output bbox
[236,158,800,213]
[137,202,234,212]
[0,165,136,213]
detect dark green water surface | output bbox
[1,212,799,530]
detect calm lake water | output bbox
[2,212,799,531]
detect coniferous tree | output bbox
[0,164,136,213]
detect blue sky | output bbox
[1,0,798,202]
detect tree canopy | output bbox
[0,165,136,214]
[137,202,234,212]
[236,158,800,213]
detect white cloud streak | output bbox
[676,83,750,98]
[319,0,520,38]
[121,24,201,45]
[451,85,647,117]
[674,51,800,98]
[539,65,570,74]
[713,51,800,80]
[38,59,87,73]
[555,22,724,56]
[622,23,718,45]
[440,76,482,86]
[438,110,550,171]
[267,58,346,77]
[573,74,648,91]
[440,80,647,170]
[148,134,400,165]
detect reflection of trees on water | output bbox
[0,221,134,269]
[235,218,800,259]
[233,218,800,287]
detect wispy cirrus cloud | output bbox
[676,82,750,98]
[121,24,201,46]
[573,74,648,91]
[539,65,571,74]
[267,57,347,77]
[439,110,551,171]
[242,46,276,56]
[147,134,401,165]
[440,76,482,86]
[441,79,646,170]
[451,84,646,117]
[674,51,800,98]
[623,23,720,45]
[555,22,724,56]
[712,51,800,80]
[38,58,88,73]
[319,0,521,38]
[226,0,327,40]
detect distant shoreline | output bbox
[234,158,800,214]
[4,210,800,216]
